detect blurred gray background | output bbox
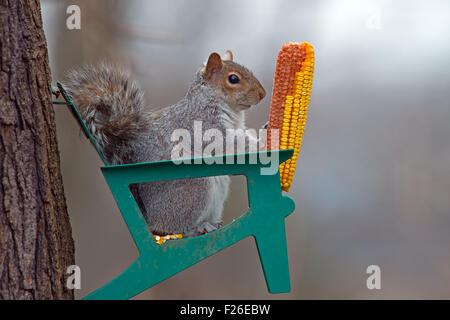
[41,0,450,299]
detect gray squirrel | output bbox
[62,50,266,238]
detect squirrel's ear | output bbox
[222,50,233,61]
[203,52,223,79]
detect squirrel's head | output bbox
[201,51,266,112]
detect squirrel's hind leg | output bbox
[183,221,221,238]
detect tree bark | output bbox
[0,0,75,299]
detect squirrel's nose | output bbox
[258,88,266,100]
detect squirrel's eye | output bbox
[228,74,240,84]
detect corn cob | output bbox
[267,42,314,192]
[153,233,183,245]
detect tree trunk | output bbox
[0,0,75,299]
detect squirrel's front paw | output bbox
[259,122,268,151]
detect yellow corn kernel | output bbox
[153,233,183,245]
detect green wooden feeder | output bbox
[55,82,296,300]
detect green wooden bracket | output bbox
[54,82,296,300]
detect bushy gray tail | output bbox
[63,63,149,164]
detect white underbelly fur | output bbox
[196,175,230,225]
